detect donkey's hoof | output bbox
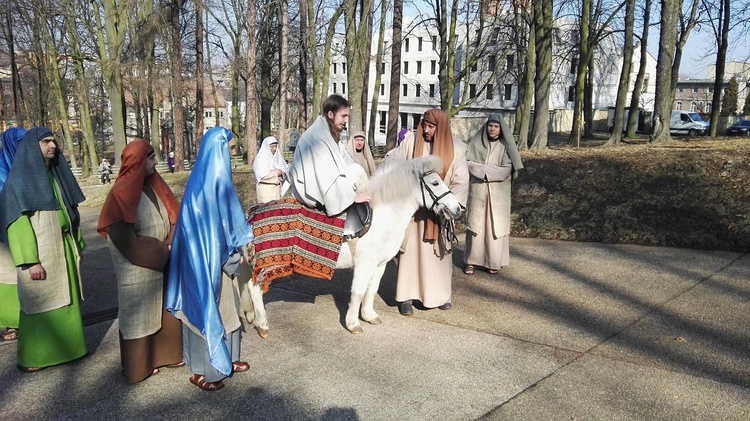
[255,328,269,339]
[348,325,364,334]
[366,317,382,325]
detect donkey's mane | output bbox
[361,156,443,204]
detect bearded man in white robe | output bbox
[289,94,370,216]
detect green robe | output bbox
[0,284,19,329]
[6,177,87,368]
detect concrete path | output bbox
[0,207,748,420]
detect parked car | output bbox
[726,120,750,136]
[669,111,709,136]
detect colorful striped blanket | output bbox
[247,198,346,291]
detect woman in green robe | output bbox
[0,127,87,372]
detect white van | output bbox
[670,111,709,136]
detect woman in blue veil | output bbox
[165,127,254,391]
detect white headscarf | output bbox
[253,136,289,187]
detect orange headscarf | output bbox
[97,140,179,237]
[413,109,454,244]
[414,109,454,181]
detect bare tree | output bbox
[650,0,680,143]
[367,1,388,145]
[604,0,635,146]
[626,0,652,138]
[386,0,402,150]
[195,0,205,147]
[530,0,552,150]
[245,0,258,165]
[169,0,186,170]
[514,1,534,150]
[278,0,289,150]
[343,0,374,132]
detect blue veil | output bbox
[0,127,27,192]
[165,127,254,376]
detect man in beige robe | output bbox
[384,109,469,315]
[463,113,523,275]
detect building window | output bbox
[642,77,649,93]
[486,84,494,100]
[412,113,421,129]
[708,86,714,93]
[488,55,496,72]
[706,103,712,112]
[568,86,575,102]
[676,101,682,110]
[506,54,514,69]
[342,63,346,74]
[405,38,410,52]
[416,84,421,97]
[380,84,385,96]
[431,60,436,75]
[403,61,409,74]
[429,84,435,98]
[381,62,386,75]
[469,84,477,99]
[690,102,697,112]
[417,61,422,74]
[379,111,387,133]
[400,113,408,128]
[220,111,224,118]
[342,83,346,94]
[333,63,337,74]
[418,37,423,51]
[504,84,512,100]
[432,35,437,50]
[471,61,477,72]
[402,84,408,97]
[570,57,577,74]
[333,84,337,94]
[693,87,698,93]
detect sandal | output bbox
[2,328,18,341]
[189,374,225,391]
[232,361,250,373]
[463,265,475,275]
[487,269,498,274]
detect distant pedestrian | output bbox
[99,158,112,184]
[165,128,254,391]
[0,127,88,372]
[98,140,183,384]
[0,127,27,343]
[463,113,523,275]
[167,151,175,173]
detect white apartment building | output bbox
[329,15,657,145]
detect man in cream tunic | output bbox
[290,94,370,216]
[464,113,523,275]
[384,109,469,315]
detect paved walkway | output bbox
[0,207,748,420]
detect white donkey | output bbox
[240,156,462,335]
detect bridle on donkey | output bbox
[419,170,453,213]
[419,170,458,255]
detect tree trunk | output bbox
[344,0,373,133]
[319,9,344,110]
[368,0,388,145]
[170,0,185,171]
[100,0,128,165]
[626,0,651,138]
[568,0,590,145]
[650,0,680,143]
[605,0,635,146]
[45,36,78,168]
[515,6,535,151]
[278,0,288,151]
[4,5,25,125]
[246,0,258,165]
[195,0,205,149]
[668,0,700,102]
[708,0,731,137]
[386,0,402,150]
[298,0,309,131]
[65,0,98,174]
[530,0,552,150]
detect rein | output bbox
[419,169,457,256]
